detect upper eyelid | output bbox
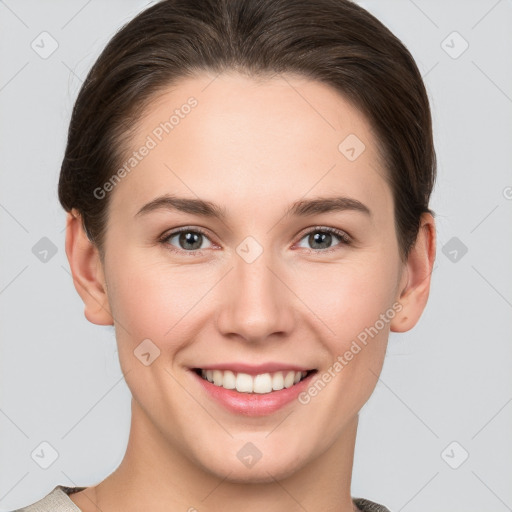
[161,225,351,249]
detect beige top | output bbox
[14,485,392,512]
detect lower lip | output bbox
[190,370,316,416]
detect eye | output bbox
[159,227,214,255]
[159,225,352,256]
[295,226,352,253]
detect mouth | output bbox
[192,368,318,394]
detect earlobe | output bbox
[65,209,113,326]
[390,213,436,333]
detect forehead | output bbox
[109,72,391,220]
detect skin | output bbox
[66,72,436,512]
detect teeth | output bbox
[272,371,284,391]
[236,372,253,393]
[200,369,309,394]
[222,370,236,389]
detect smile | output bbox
[194,368,315,394]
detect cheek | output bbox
[105,254,217,359]
[292,252,400,348]
[294,261,396,434]
[106,241,399,368]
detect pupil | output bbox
[181,232,201,250]
[311,232,331,249]
[178,231,333,251]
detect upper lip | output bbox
[191,362,316,375]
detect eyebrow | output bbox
[135,194,372,219]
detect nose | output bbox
[215,248,295,344]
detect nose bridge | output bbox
[215,238,294,341]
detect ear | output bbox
[390,212,436,333]
[65,209,113,326]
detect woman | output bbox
[17,0,436,510]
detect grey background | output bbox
[1,0,511,510]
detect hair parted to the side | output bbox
[58,0,436,263]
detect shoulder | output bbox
[353,496,392,512]
[13,487,390,512]
[12,485,86,512]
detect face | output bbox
[97,72,408,482]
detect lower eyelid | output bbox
[162,229,213,250]
[160,227,351,253]
[296,229,351,249]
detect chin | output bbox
[193,442,310,483]
[207,463,303,484]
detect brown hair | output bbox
[58,0,436,263]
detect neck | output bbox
[86,398,360,512]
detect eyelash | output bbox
[158,226,352,257]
